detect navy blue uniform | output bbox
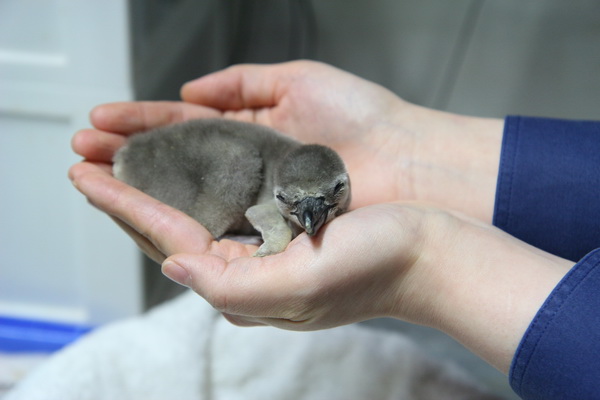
[493,116,600,399]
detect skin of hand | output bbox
[79,60,504,219]
[179,61,505,222]
[69,161,572,374]
[69,60,573,374]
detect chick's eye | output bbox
[334,182,345,195]
[276,194,286,202]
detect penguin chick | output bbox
[113,119,351,256]
[273,145,350,237]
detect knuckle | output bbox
[136,201,176,240]
[206,291,230,313]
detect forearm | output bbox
[393,211,573,373]
[391,103,504,223]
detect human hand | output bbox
[70,60,415,259]
[68,159,433,330]
[68,159,573,373]
[78,60,504,219]
[68,161,259,265]
[74,61,409,211]
[68,155,428,325]
[181,60,505,220]
[70,60,574,376]
[71,97,227,262]
[162,202,434,330]
[161,201,572,375]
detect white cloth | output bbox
[5,291,501,400]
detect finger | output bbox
[221,313,268,327]
[164,244,315,321]
[110,216,166,264]
[69,162,214,256]
[220,312,318,332]
[85,162,114,176]
[180,62,296,110]
[219,313,306,330]
[71,129,126,162]
[90,101,223,134]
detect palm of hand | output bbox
[164,203,423,330]
[69,162,257,264]
[70,60,420,328]
[70,156,422,329]
[181,61,409,208]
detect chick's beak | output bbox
[296,197,329,236]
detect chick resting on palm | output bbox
[113,119,351,256]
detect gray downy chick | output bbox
[113,119,351,256]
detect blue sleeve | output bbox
[493,116,600,261]
[509,248,600,399]
[493,116,600,398]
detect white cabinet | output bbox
[0,1,141,327]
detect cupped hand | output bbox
[69,157,435,330]
[69,60,573,375]
[73,61,414,211]
[74,60,503,221]
[181,61,415,208]
[70,61,418,261]
[68,161,259,265]
[68,155,435,329]
[180,60,504,220]
[162,202,436,331]
[68,157,573,373]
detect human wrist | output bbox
[392,103,504,223]
[398,210,573,373]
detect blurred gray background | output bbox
[132,0,600,120]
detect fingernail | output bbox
[162,261,190,287]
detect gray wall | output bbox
[314,1,600,119]
[133,0,600,120]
